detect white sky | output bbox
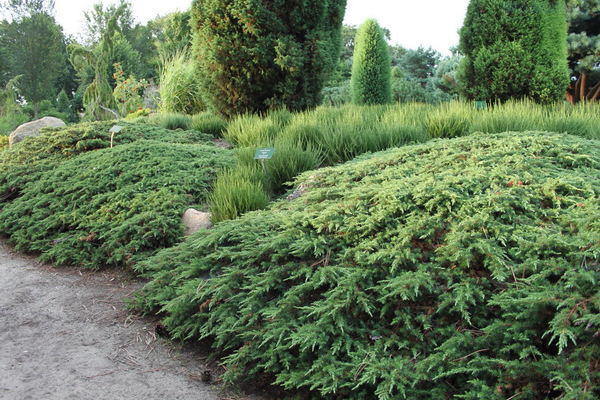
[54,0,470,55]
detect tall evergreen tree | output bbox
[191,0,347,117]
[565,0,600,103]
[350,19,392,105]
[459,0,570,103]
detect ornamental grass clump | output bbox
[224,113,283,148]
[191,112,228,137]
[147,112,192,131]
[137,131,600,399]
[209,165,270,223]
[424,102,472,138]
[236,138,322,194]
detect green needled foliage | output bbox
[351,19,392,105]
[0,122,232,268]
[136,131,600,398]
[565,0,600,103]
[459,0,570,103]
[191,0,347,117]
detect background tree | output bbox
[565,0,600,103]
[459,0,570,103]
[192,0,347,117]
[350,19,392,105]
[325,23,392,88]
[396,46,440,88]
[81,0,154,80]
[430,49,462,98]
[149,10,192,61]
[70,1,157,119]
[81,0,133,45]
[0,0,66,117]
[69,2,127,120]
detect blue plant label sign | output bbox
[475,101,487,111]
[254,148,275,160]
[109,125,123,133]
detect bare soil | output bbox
[0,239,256,400]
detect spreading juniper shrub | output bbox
[0,121,215,197]
[0,138,233,268]
[136,132,600,399]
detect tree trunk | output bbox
[588,81,600,102]
[579,72,588,101]
[566,73,599,104]
[33,101,38,119]
[566,81,576,105]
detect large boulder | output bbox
[9,117,65,147]
[182,208,212,236]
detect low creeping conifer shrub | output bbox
[136,131,600,399]
[0,121,215,197]
[0,122,232,268]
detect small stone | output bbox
[182,208,212,236]
[200,369,211,383]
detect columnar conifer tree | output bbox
[191,0,347,118]
[350,19,392,105]
[459,0,570,103]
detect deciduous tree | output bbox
[0,0,65,117]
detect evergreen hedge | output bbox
[0,122,233,268]
[136,131,600,399]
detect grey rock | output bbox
[182,208,212,236]
[9,117,65,147]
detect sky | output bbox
[54,0,470,55]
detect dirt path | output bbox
[0,239,234,400]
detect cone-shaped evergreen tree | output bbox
[350,19,392,105]
[459,0,569,103]
[191,0,347,118]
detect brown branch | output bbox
[451,348,489,362]
[86,370,116,379]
